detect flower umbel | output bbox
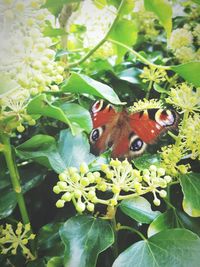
[53,160,172,214]
[167,83,200,113]
[0,222,35,260]
[140,66,167,84]
[128,98,163,113]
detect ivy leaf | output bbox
[27,94,76,135]
[0,164,45,219]
[57,129,95,168]
[109,18,138,61]
[61,72,124,105]
[113,229,200,267]
[144,0,172,38]
[42,0,81,17]
[133,153,161,170]
[60,102,92,134]
[148,208,200,237]
[16,135,66,173]
[60,215,114,267]
[16,129,95,173]
[47,257,63,267]
[171,62,200,87]
[38,223,64,257]
[180,173,200,217]
[120,197,161,224]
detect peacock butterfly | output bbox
[89,100,178,159]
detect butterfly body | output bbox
[90,100,177,159]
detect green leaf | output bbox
[0,165,45,219]
[144,0,172,38]
[118,67,141,84]
[61,72,124,105]
[0,73,19,96]
[180,173,200,217]
[60,215,114,267]
[43,25,66,37]
[16,130,95,172]
[47,257,63,267]
[133,153,161,170]
[38,223,64,257]
[57,129,95,168]
[27,94,76,135]
[113,229,200,267]
[153,83,169,94]
[60,102,93,133]
[171,62,200,87]
[148,208,200,237]
[110,18,138,61]
[120,197,161,224]
[16,135,66,173]
[43,0,81,17]
[27,258,46,267]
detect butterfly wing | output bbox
[129,109,178,144]
[89,100,119,155]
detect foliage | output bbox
[0,0,200,266]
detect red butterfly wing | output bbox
[129,109,177,144]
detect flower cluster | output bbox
[168,22,200,63]
[0,0,65,133]
[166,83,200,113]
[181,113,200,160]
[53,159,172,214]
[133,0,158,39]
[160,145,190,177]
[140,66,167,84]
[67,0,116,57]
[0,222,35,260]
[128,98,163,113]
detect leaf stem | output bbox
[117,225,146,240]
[68,0,126,68]
[110,213,119,258]
[1,134,31,225]
[108,39,171,70]
[0,134,36,256]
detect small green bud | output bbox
[106,170,114,179]
[59,172,67,181]
[71,173,80,183]
[57,181,67,190]
[22,238,28,245]
[74,189,82,198]
[80,177,90,186]
[112,184,120,194]
[80,163,89,174]
[93,172,100,178]
[87,202,95,212]
[88,190,96,200]
[28,119,36,126]
[101,163,109,172]
[53,185,61,194]
[132,169,141,178]
[68,167,78,175]
[164,175,172,183]
[153,198,161,206]
[56,199,65,208]
[159,190,167,198]
[87,172,95,183]
[157,168,165,176]
[76,201,85,212]
[143,169,150,176]
[61,192,72,201]
[110,159,121,167]
[149,165,157,172]
[110,199,118,206]
[17,124,25,133]
[143,174,150,182]
[98,182,107,192]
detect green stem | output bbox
[108,39,171,70]
[111,214,119,258]
[68,0,126,68]
[1,134,31,225]
[146,80,153,99]
[118,225,146,240]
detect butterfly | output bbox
[89,100,178,159]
